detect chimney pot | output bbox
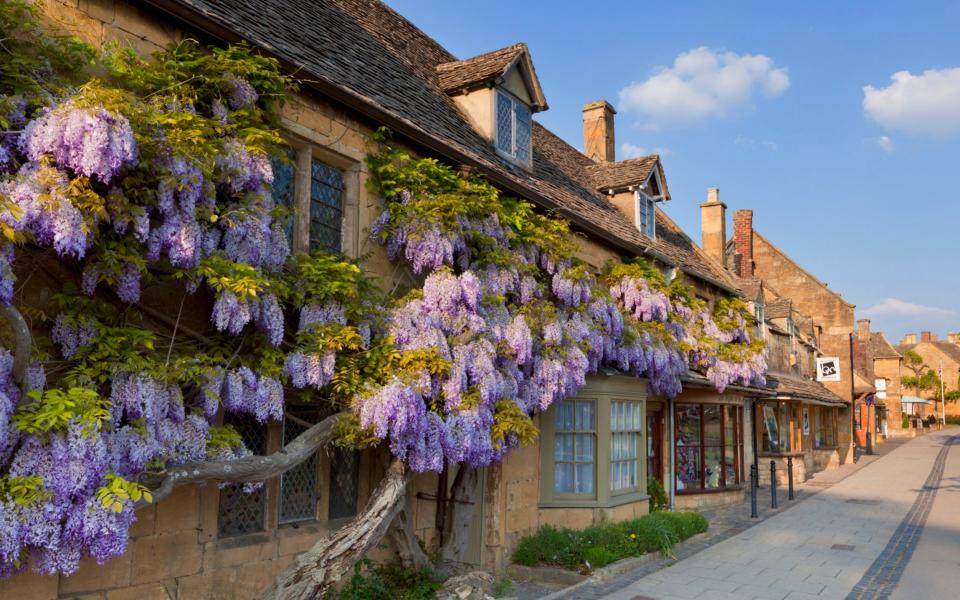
[733,209,754,278]
[921,331,932,343]
[582,100,616,163]
[948,332,958,345]
[700,188,727,265]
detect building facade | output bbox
[3,1,770,598]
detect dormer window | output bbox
[436,43,547,171]
[495,90,532,165]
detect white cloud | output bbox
[861,298,955,319]
[863,68,960,137]
[618,47,790,126]
[734,135,777,151]
[620,142,671,159]
[873,135,894,153]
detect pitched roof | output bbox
[869,333,901,359]
[853,371,875,395]
[586,155,670,199]
[435,43,547,110]
[739,278,762,303]
[766,372,847,406]
[932,342,960,364]
[156,0,738,294]
[895,340,960,365]
[766,298,792,320]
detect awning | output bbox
[901,395,933,405]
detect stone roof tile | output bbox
[161,0,737,293]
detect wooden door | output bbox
[647,410,663,485]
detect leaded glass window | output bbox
[637,192,656,239]
[610,401,641,492]
[496,92,513,155]
[309,159,343,254]
[494,90,532,165]
[279,412,319,524]
[329,447,359,520]
[554,399,595,495]
[218,415,268,537]
[271,148,296,245]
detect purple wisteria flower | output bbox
[20,101,137,183]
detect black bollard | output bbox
[770,460,778,509]
[750,464,758,518]
[787,455,795,501]
[866,431,874,456]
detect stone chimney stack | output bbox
[733,209,754,278]
[582,100,616,163]
[921,331,932,343]
[700,187,727,265]
[948,332,958,345]
[903,333,917,345]
[857,319,871,341]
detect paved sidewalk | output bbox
[590,430,957,600]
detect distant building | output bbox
[897,331,960,418]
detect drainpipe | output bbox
[668,397,676,511]
[751,397,761,488]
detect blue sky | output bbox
[385,0,960,343]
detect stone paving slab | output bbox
[579,431,956,600]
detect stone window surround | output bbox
[214,416,370,542]
[214,127,366,542]
[280,121,365,259]
[539,376,649,509]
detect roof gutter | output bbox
[144,0,738,296]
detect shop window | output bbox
[675,403,743,492]
[610,401,641,492]
[279,411,320,524]
[309,159,344,254]
[218,415,268,537]
[760,401,802,454]
[815,407,837,448]
[554,399,596,495]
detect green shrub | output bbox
[664,511,708,538]
[511,510,708,569]
[903,413,911,428]
[583,546,616,568]
[945,415,960,426]
[647,477,668,512]
[325,560,442,600]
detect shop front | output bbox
[664,379,768,511]
[759,373,846,486]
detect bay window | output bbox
[675,403,743,492]
[540,380,647,507]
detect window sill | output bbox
[758,452,805,458]
[676,484,744,495]
[539,491,649,510]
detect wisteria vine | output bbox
[0,4,765,580]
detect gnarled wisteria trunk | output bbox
[263,459,410,600]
